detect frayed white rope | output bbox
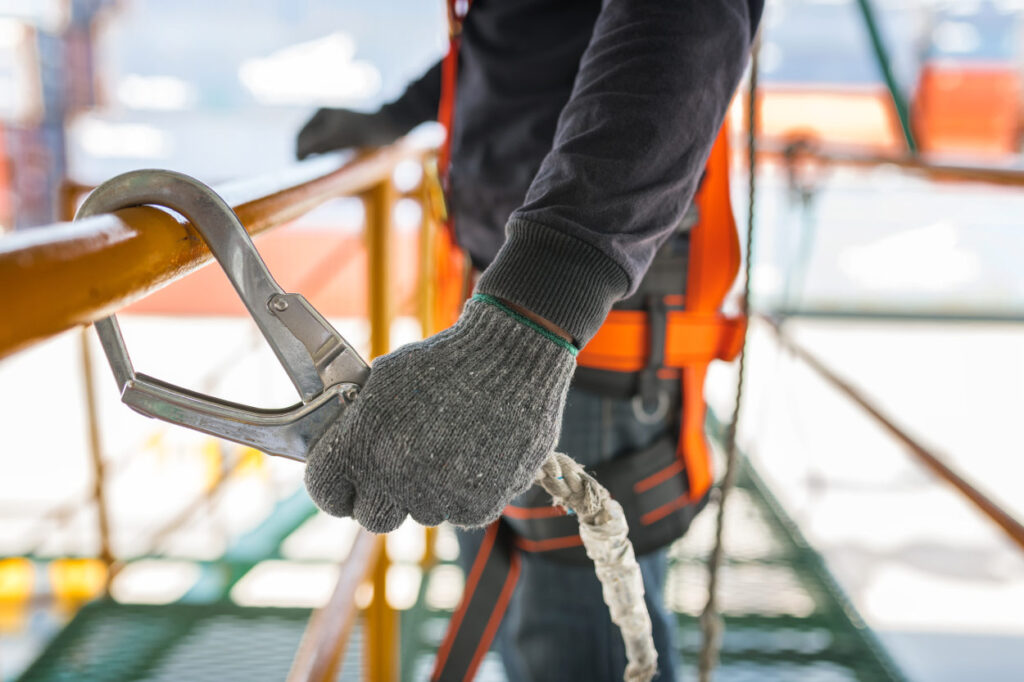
[535,452,658,682]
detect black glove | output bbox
[296,107,409,160]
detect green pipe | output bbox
[854,0,918,153]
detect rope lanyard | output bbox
[697,35,760,682]
[429,11,657,680]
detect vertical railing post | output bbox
[365,178,394,359]
[417,167,438,339]
[416,162,442,568]
[66,183,114,593]
[362,178,399,682]
[366,545,398,681]
[79,324,114,587]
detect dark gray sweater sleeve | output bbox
[476,0,761,345]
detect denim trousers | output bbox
[456,384,681,682]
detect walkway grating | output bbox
[18,461,904,682]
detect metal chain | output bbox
[697,34,760,682]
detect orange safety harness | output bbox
[430,1,745,678]
[487,126,745,568]
[429,0,472,333]
[579,128,746,503]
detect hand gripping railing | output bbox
[75,170,369,462]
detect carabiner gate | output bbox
[76,169,369,462]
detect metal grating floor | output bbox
[665,461,906,681]
[16,602,362,682]
[400,459,907,682]
[19,460,904,682]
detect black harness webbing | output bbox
[431,437,708,680]
[432,520,520,682]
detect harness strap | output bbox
[431,521,520,682]
[578,310,745,373]
[576,126,742,503]
[431,0,474,333]
[431,437,709,681]
[438,0,471,185]
[503,434,707,564]
[687,128,741,313]
[637,295,668,410]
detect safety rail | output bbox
[287,528,382,682]
[760,137,1024,188]
[0,132,436,360]
[749,135,1024,556]
[761,314,1024,552]
[2,131,444,682]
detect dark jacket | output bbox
[332,0,763,344]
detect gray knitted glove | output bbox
[304,295,577,532]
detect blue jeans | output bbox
[456,384,681,681]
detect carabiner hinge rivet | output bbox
[269,295,289,312]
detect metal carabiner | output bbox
[76,169,370,462]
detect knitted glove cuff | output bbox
[469,294,578,356]
[428,296,578,400]
[475,218,631,345]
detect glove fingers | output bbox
[306,473,357,519]
[446,501,503,529]
[408,505,445,528]
[354,488,406,534]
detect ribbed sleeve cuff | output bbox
[474,219,630,346]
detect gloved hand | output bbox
[304,295,577,533]
[296,107,408,160]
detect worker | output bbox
[299,1,763,679]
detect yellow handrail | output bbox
[0,134,434,360]
[287,530,383,682]
[4,133,440,681]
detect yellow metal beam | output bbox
[361,178,400,681]
[417,172,438,339]
[78,328,114,584]
[364,546,399,682]
[1,137,432,360]
[363,179,395,361]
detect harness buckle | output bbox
[76,169,370,462]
